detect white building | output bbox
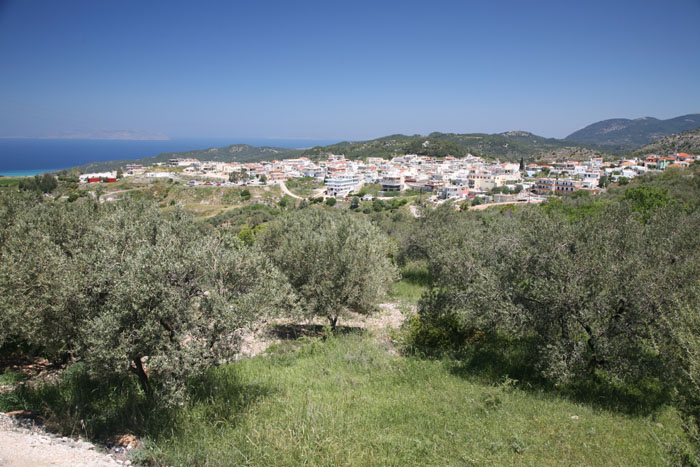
[326,174,360,198]
[381,173,405,192]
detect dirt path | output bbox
[468,198,544,210]
[278,180,304,200]
[0,414,121,466]
[239,302,408,358]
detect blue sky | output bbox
[1,0,699,140]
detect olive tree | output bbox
[416,202,700,385]
[258,209,397,329]
[1,198,293,402]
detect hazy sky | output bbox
[1,0,699,140]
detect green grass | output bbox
[0,177,23,190]
[284,177,322,198]
[142,335,688,466]
[390,280,427,305]
[356,183,382,197]
[390,262,430,305]
[0,368,27,385]
[0,335,690,465]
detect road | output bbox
[278,180,304,200]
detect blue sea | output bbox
[0,137,339,176]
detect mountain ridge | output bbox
[632,127,700,156]
[73,114,700,173]
[566,113,700,151]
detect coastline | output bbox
[0,168,67,177]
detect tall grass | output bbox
[0,334,690,465]
[390,262,430,305]
[144,335,687,466]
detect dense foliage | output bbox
[401,166,700,458]
[4,164,700,460]
[0,197,293,402]
[301,131,592,162]
[17,173,57,194]
[258,209,397,328]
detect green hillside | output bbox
[631,127,700,156]
[566,114,700,151]
[71,131,600,172]
[69,120,700,173]
[301,131,595,162]
[76,144,303,172]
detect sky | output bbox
[1,0,699,140]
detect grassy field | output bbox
[140,335,687,466]
[284,177,322,198]
[86,178,284,218]
[0,177,23,190]
[0,322,690,465]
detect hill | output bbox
[73,131,602,172]
[566,114,700,151]
[76,144,303,172]
[301,131,593,162]
[534,146,611,163]
[631,127,700,156]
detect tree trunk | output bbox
[130,357,153,399]
[328,316,338,332]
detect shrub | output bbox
[258,209,397,329]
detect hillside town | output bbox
[79,150,700,204]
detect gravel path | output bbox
[0,414,125,466]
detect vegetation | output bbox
[3,163,700,464]
[17,173,58,194]
[632,127,700,157]
[284,176,322,197]
[567,113,700,152]
[148,335,690,465]
[399,165,700,462]
[302,131,600,162]
[76,144,303,173]
[258,209,397,328]
[1,335,690,464]
[0,198,293,402]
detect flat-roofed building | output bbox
[381,173,404,192]
[326,173,359,198]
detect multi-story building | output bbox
[381,173,405,192]
[326,174,360,198]
[534,178,597,195]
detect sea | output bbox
[0,137,339,176]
